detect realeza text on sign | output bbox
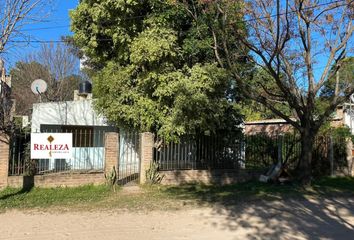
[31,133,73,159]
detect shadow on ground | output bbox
[0,176,34,200]
[161,178,354,239]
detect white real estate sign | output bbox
[31,133,73,159]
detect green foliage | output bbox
[1,178,354,211]
[315,57,354,118]
[244,131,350,178]
[0,185,111,210]
[94,62,240,142]
[104,166,118,191]
[310,124,352,177]
[11,61,80,115]
[319,124,354,142]
[23,143,36,176]
[320,57,354,98]
[71,0,244,141]
[245,134,300,170]
[146,162,164,185]
[240,68,292,121]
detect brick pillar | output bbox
[346,139,353,176]
[104,132,119,174]
[139,132,154,184]
[0,134,9,189]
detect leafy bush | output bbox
[146,162,164,185]
[105,166,117,191]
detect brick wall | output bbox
[0,132,121,189]
[160,169,262,185]
[0,134,9,189]
[104,132,119,174]
[139,132,154,184]
[7,172,105,188]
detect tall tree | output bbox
[11,61,50,115]
[70,0,245,141]
[176,0,353,183]
[26,42,80,101]
[0,0,49,140]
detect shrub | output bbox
[146,162,164,185]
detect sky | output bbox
[2,0,352,83]
[3,0,79,71]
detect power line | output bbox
[7,34,347,44]
[244,0,349,23]
[20,13,155,32]
[16,0,349,33]
[9,40,72,43]
[21,25,70,31]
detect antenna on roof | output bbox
[31,79,48,103]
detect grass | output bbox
[0,185,112,211]
[0,177,353,212]
[155,177,354,205]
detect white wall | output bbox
[344,111,354,134]
[31,100,109,132]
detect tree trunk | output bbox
[298,128,316,185]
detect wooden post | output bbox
[329,136,334,177]
[346,139,353,176]
[0,134,9,189]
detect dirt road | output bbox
[1,197,354,240]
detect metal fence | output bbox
[154,134,348,174]
[118,131,140,185]
[155,134,245,171]
[39,127,106,173]
[9,132,30,176]
[244,134,301,170]
[9,126,112,176]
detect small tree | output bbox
[0,0,51,140]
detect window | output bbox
[62,126,94,147]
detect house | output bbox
[245,104,354,135]
[342,103,354,134]
[31,84,117,172]
[245,119,294,136]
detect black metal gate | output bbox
[117,131,140,185]
[9,132,30,176]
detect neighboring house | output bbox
[31,87,116,172]
[343,103,354,134]
[245,119,294,136]
[245,105,354,135]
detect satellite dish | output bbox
[31,79,47,95]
